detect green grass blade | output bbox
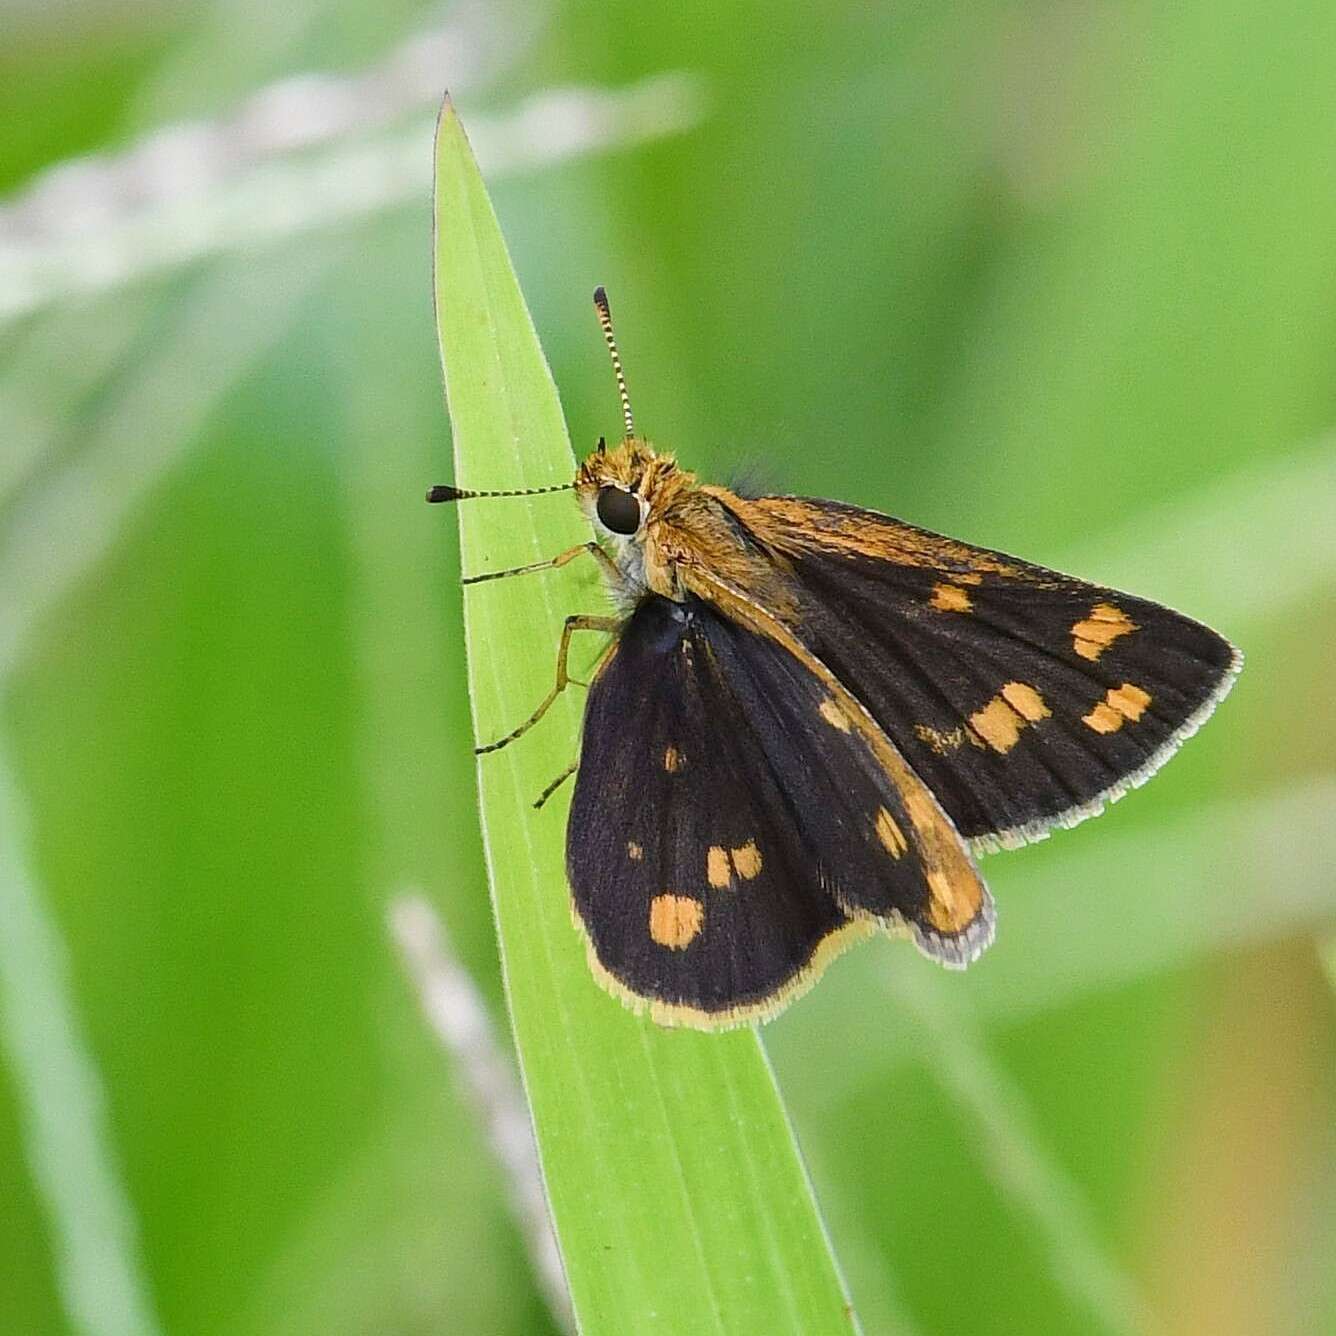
[432,100,858,1335]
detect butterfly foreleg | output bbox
[461,541,619,587]
[474,614,621,756]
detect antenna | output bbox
[593,286,635,438]
[426,482,572,503]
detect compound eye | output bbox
[596,486,642,535]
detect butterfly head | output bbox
[575,437,687,541]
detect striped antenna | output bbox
[426,482,572,503]
[593,286,635,438]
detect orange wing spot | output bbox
[706,846,732,889]
[970,682,1050,754]
[1082,702,1122,733]
[1108,682,1151,721]
[663,745,684,773]
[1072,603,1137,661]
[649,894,704,949]
[875,807,908,858]
[914,722,983,754]
[627,840,644,862]
[925,868,979,934]
[818,697,852,732]
[1000,681,1050,722]
[930,582,973,613]
[954,572,984,586]
[969,697,1024,754]
[1083,682,1152,733]
[730,841,763,880]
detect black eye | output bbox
[596,486,642,534]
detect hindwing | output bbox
[566,594,994,1028]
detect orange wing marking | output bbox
[969,682,1052,755]
[1082,683,1152,734]
[1072,603,1137,662]
[649,894,703,949]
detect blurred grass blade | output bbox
[1065,436,1336,628]
[961,780,1336,1023]
[887,967,1146,1336]
[433,100,857,1333]
[778,781,1336,1092]
[0,245,339,680]
[0,736,162,1336]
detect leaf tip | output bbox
[435,90,460,141]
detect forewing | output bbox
[566,594,993,1028]
[729,495,1242,851]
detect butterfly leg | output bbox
[462,541,618,586]
[474,614,621,756]
[533,758,578,810]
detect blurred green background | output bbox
[2,2,1334,1333]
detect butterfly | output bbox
[429,288,1242,1030]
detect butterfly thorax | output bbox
[576,437,797,615]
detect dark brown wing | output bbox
[716,493,1242,852]
[566,592,994,1029]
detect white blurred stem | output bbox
[1320,934,1336,995]
[0,732,163,1336]
[389,893,573,1332]
[0,72,705,326]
